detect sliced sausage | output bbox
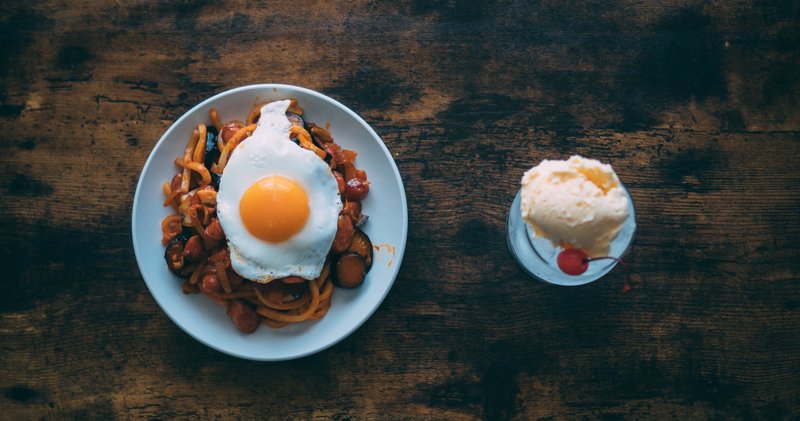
[182,235,205,262]
[204,218,224,240]
[331,215,354,254]
[226,300,261,333]
[344,178,369,201]
[201,273,222,294]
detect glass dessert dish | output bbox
[506,184,636,286]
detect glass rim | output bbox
[507,182,636,286]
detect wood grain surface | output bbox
[2,1,799,419]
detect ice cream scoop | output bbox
[520,155,629,257]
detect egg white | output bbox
[216,100,342,283]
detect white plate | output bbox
[132,84,408,361]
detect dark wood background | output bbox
[2,1,799,419]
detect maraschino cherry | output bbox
[557,248,632,293]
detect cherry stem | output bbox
[582,256,633,294]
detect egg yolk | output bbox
[240,175,310,242]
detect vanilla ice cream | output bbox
[520,155,629,257]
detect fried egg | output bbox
[216,100,342,283]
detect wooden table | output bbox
[2,1,799,419]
